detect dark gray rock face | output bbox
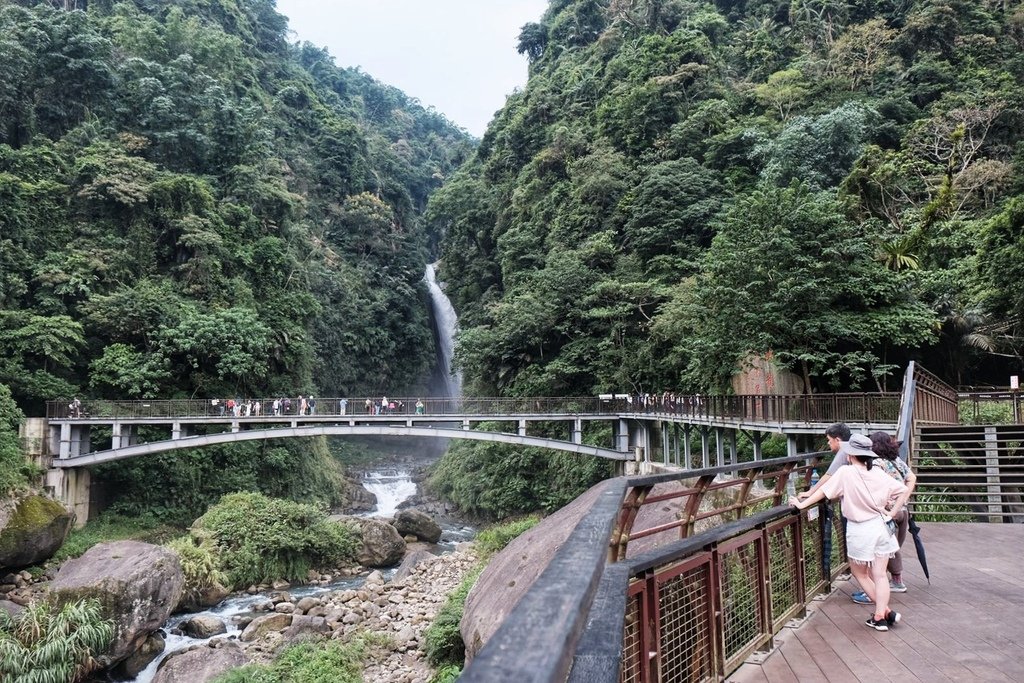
[0,494,73,570]
[333,516,406,568]
[115,631,165,679]
[393,509,442,543]
[50,540,184,666]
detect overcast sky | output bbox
[274,0,549,137]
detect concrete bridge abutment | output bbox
[19,417,92,528]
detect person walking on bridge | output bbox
[789,434,911,631]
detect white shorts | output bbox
[846,517,899,565]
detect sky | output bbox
[274,0,550,137]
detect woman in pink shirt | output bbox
[789,434,912,631]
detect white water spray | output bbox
[424,262,462,399]
[360,469,418,518]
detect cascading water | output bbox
[424,262,462,401]
[359,468,418,518]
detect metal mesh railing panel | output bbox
[719,544,763,667]
[768,523,799,629]
[802,512,824,596]
[620,587,643,683]
[657,563,715,683]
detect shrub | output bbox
[49,512,180,564]
[0,383,36,494]
[430,665,462,683]
[193,492,358,586]
[211,634,390,683]
[475,516,541,558]
[0,598,114,683]
[166,534,230,599]
[424,567,481,668]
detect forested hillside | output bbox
[431,0,1024,397]
[0,0,471,414]
[0,0,470,519]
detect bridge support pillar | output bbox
[700,429,710,468]
[572,418,582,445]
[462,419,471,431]
[615,419,629,453]
[786,434,798,458]
[44,468,91,528]
[518,420,527,436]
[715,428,725,467]
[728,429,738,465]
[172,422,182,440]
[232,421,241,433]
[683,424,691,468]
[751,431,763,461]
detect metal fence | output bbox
[47,392,901,425]
[461,454,843,683]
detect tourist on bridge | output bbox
[272,398,280,416]
[789,434,911,631]
[69,397,82,418]
[299,395,307,415]
[365,398,373,414]
[415,399,424,415]
[308,396,316,415]
[380,396,388,415]
[870,431,917,594]
[283,397,292,414]
[339,397,348,415]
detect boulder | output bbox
[0,598,24,618]
[393,509,442,544]
[239,612,292,642]
[392,550,435,583]
[114,631,165,679]
[335,517,406,568]
[281,614,330,643]
[0,494,73,570]
[177,581,230,613]
[50,540,184,666]
[460,476,743,660]
[152,639,247,683]
[180,615,227,639]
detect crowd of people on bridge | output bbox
[789,422,917,632]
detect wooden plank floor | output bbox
[729,523,1024,683]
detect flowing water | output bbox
[424,262,462,400]
[126,265,468,680]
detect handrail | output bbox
[46,392,900,425]
[460,454,838,682]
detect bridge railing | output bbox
[461,454,842,682]
[46,392,900,424]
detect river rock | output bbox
[0,494,73,570]
[181,615,227,639]
[392,550,435,583]
[177,580,230,613]
[336,517,406,568]
[393,509,442,543]
[282,614,330,643]
[0,598,24,618]
[115,631,165,678]
[239,612,292,642]
[152,639,247,683]
[295,596,319,613]
[50,540,184,666]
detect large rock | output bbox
[115,631,165,679]
[392,549,435,583]
[50,540,184,666]
[460,476,745,660]
[335,516,406,568]
[152,639,247,683]
[0,494,73,570]
[176,581,231,613]
[239,612,292,642]
[180,615,226,639]
[393,509,442,543]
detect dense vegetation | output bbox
[0,598,114,683]
[427,0,1024,513]
[0,0,470,516]
[432,0,1024,396]
[212,635,391,683]
[189,491,358,586]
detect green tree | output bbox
[676,183,936,391]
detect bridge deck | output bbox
[729,522,1024,682]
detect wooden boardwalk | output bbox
[729,523,1024,682]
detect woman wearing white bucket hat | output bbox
[789,433,912,631]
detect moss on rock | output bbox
[0,494,72,569]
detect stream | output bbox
[126,466,474,682]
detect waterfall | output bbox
[424,262,462,399]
